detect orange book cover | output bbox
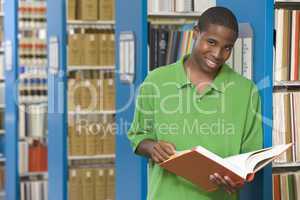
[160,144,292,192]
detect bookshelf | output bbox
[116,0,273,200]
[148,12,203,17]
[68,65,115,71]
[66,0,116,199]
[272,1,300,199]
[68,110,116,115]
[69,154,115,160]
[68,20,115,30]
[0,4,5,189]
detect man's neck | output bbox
[183,56,219,85]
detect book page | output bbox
[224,152,253,176]
[194,146,245,178]
[246,143,292,173]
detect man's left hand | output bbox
[209,173,244,195]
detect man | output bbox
[128,6,263,200]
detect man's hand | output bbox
[136,139,176,163]
[149,140,176,163]
[209,173,244,195]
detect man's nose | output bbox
[211,47,222,60]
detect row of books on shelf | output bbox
[68,0,115,21]
[69,115,115,156]
[148,0,215,14]
[273,92,300,163]
[20,180,48,200]
[274,9,300,81]
[19,72,48,103]
[19,140,48,175]
[68,71,115,111]
[69,167,115,200]
[18,1,47,29]
[149,23,253,79]
[19,104,47,138]
[19,39,47,58]
[68,32,115,66]
[273,172,300,200]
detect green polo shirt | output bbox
[127,55,263,200]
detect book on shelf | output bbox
[20,180,48,200]
[148,0,216,14]
[68,70,115,112]
[68,114,115,156]
[19,140,48,175]
[82,169,95,200]
[148,24,194,71]
[68,32,115,67]
[273,92,300,163]
[274,9,300,81]
[273,172,300,200]
[159,143,292,191]
[226,23,253,80]
[68,168,114,200]
[68,0,115,21]
[77,0,98,20]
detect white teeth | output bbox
[206,59,217,67]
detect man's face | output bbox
[191,24,237,74]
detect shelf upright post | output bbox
[4,0,20,199]
[115,0,148,199]
[216,0,274,199]
[46,0,68,199]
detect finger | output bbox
[158,142,176,156]
[214,173,233,193]
[224,176,236,193]
[209,175,220,187]
[165,143,176,155]
[153,149,168,163]
[214,173,227,186]
[224,176,237,188]
[151,155,160,163]
[154,144,171,160]
[210,174,231,194]
[209,175,216,184]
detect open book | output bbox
[159,143,292,192]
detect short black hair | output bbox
[197,6,238,37]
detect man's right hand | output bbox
[136,139,176,164]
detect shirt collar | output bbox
[175,54,230,93]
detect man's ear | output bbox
[192,26,200,41]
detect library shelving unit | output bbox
[5,0,50,199]
[0,2,5,195]
[66,0,116,199]
[115,0,273,200]
[272,0,300,199]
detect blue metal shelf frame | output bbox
[4,0,20,199]
[116,0,274,200]
[47,0,68,200]
[115,0,148,200]
[216,0,274,199]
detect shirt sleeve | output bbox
[127,78,157,153]
[240,84,263,153]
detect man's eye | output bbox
[225,47,232,52]
[207,40,215,45]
